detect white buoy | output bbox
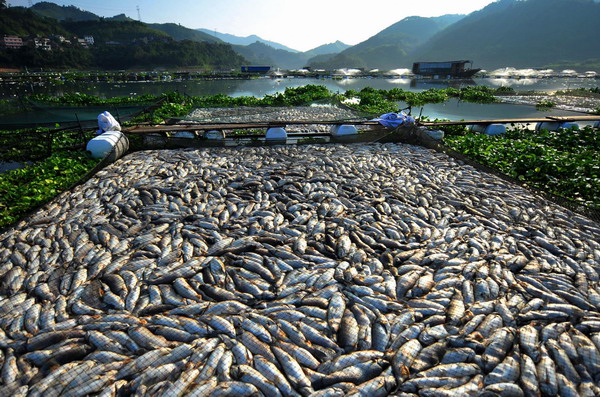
[424,129,444,140]
[86,131,129,161]
[535,121,561,132]
[483,124,506,136]
[266,127,287,140]
[331,125,358,136]
[174,131,195,139]
[558,122,579,130]
[468,124,487,133]
[205,130,225,140]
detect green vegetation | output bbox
[0,7,246,70]
[131,85,334,124]
[27,92,160,106]
[536,100,556,110]
[0,6,70,37]
[444,126,600,208]
[1,125,96,162]
[29,1,99,22]
[341,86,497,114]
[0,151,99,227]
[62,20,170,43]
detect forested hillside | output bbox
[415,0,600,70]
[0,6,246,70]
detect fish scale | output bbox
[0,143,599,396]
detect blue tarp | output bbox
[371,112,415,128]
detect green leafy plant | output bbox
[536,100,556,110]
[444,126,600,208]
[0,151,100,227]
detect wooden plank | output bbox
[124,120,380,134]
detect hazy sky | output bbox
[10,0,497,51]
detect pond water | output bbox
[2,77,597,100]
[407,98,588,122]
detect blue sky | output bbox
[9,0,496,51]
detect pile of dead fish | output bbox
[1,143,600,396]
[185,106,366,132]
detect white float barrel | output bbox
[266,127,287,141]
[468,124,487,133]
[174,131,195,139]
[484,124,506,136]
[558,122,579,130]
[86,131,129,162]
[205,130,225,140]
[535,121,561,132]
[424,129,444,140]
[331,125,358,136]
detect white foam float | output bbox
[266,127,287,140]
[205,130,225,140]
[86,131,129,162]
[330,125,358,136]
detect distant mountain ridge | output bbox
[30,1,98,21]
[2,4,245,70]
[197,29,300,53]
[414,0,600,70]
[310,14,464,70]
[19,0,600,71]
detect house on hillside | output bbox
[84,36,94,46]
[76,38,89,48]
[1,36,24,49]
[33,38,52,51]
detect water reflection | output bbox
[409,79,476,89]
[386,78,412,85]
[486,78,539,87]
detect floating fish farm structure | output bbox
[1,108,600,396]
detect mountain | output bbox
[414,0,600,70]
[1,6,246,70]
[231,40,352,70]
[30,1,100,21]
[310,14,464,70]
[62,20,172,43]
[304,41,351,58]
[148,23,222,43]
[108,14,135,22]
[0,6,70,36]
[232,42,307,69]
[30,2,223,45]
[197,29,300,53]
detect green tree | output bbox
[0,0,7,10]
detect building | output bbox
[241,66,272,74]
[76,38,88,48]
[412,60,481,79]
[1,36,24,49]
[84,36,94,46]
[33,37,52,51]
